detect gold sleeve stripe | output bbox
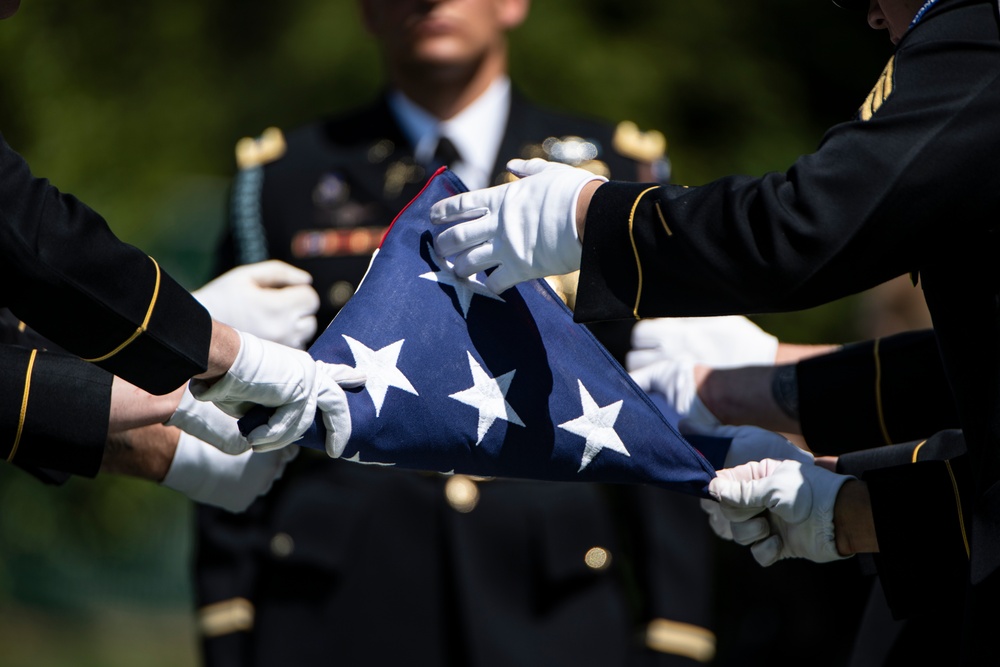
[873,338,893,446]
[83,257,162,363]
[8,349,38,463]
[911,440,927,463]
[628,186,664,319]
[645,618,716,663]
[944,460,971,558]
[654,201,673,236]
[199,597,255,638]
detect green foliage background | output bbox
[0,1,896,664]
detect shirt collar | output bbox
[387,76,511,190]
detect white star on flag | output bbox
[449,351,524,445]
[558,380,630,472]
[420,249,504,318]
[343,335,418,417]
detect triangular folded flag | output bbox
[240,168,720,497]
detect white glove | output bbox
[689,424,813,542]
[709,459,854,566]
[161,431,298,512]
[167,386,249,454]
[700,497,735,541]
[628,359,720,429]
[681,423,814,469]
[189,331,366,454]
[626,316,779,372]
[193,260,320,349]
[432,158,607,294]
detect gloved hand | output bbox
[628,358,720,429]
[681,423,814,469]
[167,386,249,454]
[161,431,299,512]
[700,497,735,541]
[708,458,854,566]
[189,331,366,454]
[626,316,779,372]
[432,158,607,294]
[193,260,320,349]
[689,424,814,542]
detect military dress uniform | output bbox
[0,133,212,475]
[775,331,966,665]
[195,89,718,667]
[571,0,1000,660]
[796,328,959,454]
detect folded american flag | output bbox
[241,168,719,497]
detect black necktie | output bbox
[432,136,461,170]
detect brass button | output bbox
[329,281,355,307]
[445,475,480,513]
[584,547,612,571]
[270,532,295,558]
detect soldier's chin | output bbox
[0,0,21,20]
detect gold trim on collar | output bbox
[199,597,255,638]
[873,338,893,446]
[628,186,663,319]
[8,349,37,463]
[645,618,716,662]
[944,460,970,558]
[82,257,162,363]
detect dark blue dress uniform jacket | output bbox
[573,0,1000,661]
[0,134,212,477]
[195,92,719,667]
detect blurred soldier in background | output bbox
[195,0,724,665]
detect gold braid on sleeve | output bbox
[82,257,162,363]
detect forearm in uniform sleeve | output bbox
[0,135,211,394]
[0,345,111,477]
[575,181,663,323]
[837,429,967,478]
[863,454,971,619]
[798,330,959,454]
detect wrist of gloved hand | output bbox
[161,431,299,512]
[709,459,854,566]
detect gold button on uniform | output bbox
[270,532,295,558]
[584,547,612,571]
[445,475,480,513]
[329,281,355,308]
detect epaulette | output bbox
[613,121,667,163]
[235,126,287,170]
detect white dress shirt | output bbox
[388,76,511,190]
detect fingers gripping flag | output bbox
[241,168,719,498]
